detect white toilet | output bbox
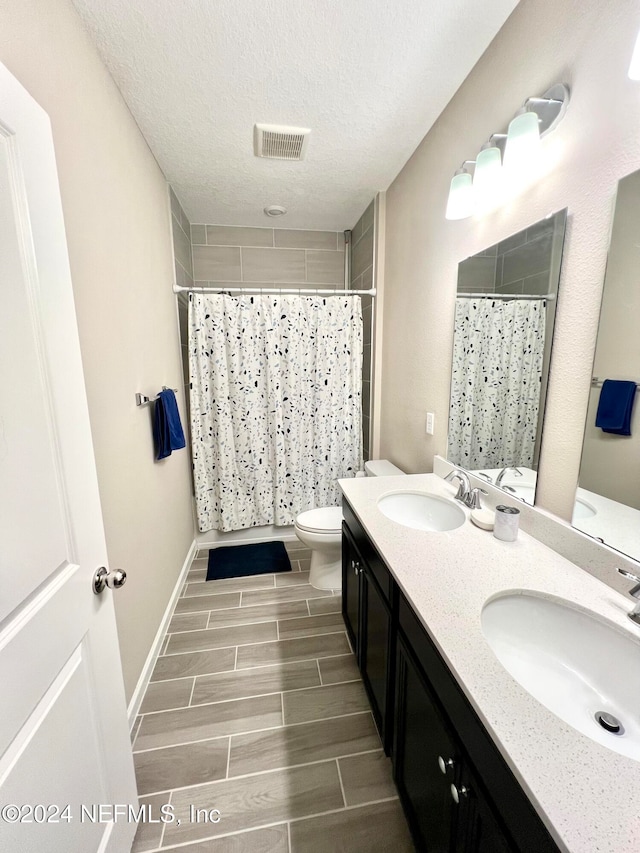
[294,460,405,590]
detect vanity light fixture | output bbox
[445,83,570,220]
[473,141,503,211]
[503,108,541,174]
[445,162,475,221]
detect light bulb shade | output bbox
[445,171,474,220]
[472,146,502,209]
[503,111,540,175]
[629,28,640,79]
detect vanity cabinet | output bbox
[396,608,512,853]
[342,502,395,752]
[342,499,559,853]
[341,520,361,653]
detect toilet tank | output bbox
[364,459,405,477]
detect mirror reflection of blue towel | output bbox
[153,389,186,459]
[595,379,637,435]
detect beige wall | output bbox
[380,0,640,521]
[578,169,640,509]
[0,0,194,701]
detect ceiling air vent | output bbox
[254,124,311,160]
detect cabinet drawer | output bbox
[398,594,558,853]
[343,500,392,603]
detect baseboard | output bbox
[127,538,197,727]
[196,523,297,550]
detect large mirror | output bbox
[447,209,567,505]
[573,170,640,560]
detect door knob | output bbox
[352,560,361,576]
[93,567,127,595]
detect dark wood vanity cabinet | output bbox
[395,617,512,853]
[341,520,361,653]
[341,499,560,853]
[394,632,460,851]
[342,502,394,752]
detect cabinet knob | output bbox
[438,756,455,775]
[450,783,469,804]
[352,560,361,576]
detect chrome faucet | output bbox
[495,466,523,487]
[445,470,487,509]
[617,568,640,626]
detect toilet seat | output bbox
[295,507,342,535]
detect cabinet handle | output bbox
[438,756,455,775]
[352,560,361,576]
[450,783,469,804]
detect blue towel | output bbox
[153,389,186,460]
[595,379,637,435]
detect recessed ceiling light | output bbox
[264,205,287,217]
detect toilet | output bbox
[294,460,405,590]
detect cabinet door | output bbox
[341,524,362,654]
[360,566,391,746]
[457,767,514,853]
[394,635,459,852]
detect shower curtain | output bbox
[447,298,546,470]
[189,293,363,532]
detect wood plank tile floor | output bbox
[131,541,414,852]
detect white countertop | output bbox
[339,472,640,853]
[473,465,640,559]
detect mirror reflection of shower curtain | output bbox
[448,298,546,470]
[189,293,363,532]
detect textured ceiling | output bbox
[71,0,519,230]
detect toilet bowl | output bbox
[294,460,405,590]
[294,507,343,590]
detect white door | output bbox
[0,63,138,852]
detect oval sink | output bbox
[482,592,640,761]
[377,491,466,532]
[501,482,596,522]
[571,497,597,522]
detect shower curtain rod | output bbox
[456,292,555,300]
[173,284,376,297]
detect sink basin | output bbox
[500,482,597,522]
[571,497,597,522]
[482,592,640,761]
[377,491,466,532]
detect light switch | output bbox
[426,412,435,435]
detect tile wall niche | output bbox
[350,200,375,462]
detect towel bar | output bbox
[136,386,178,407]
[592,377,639,391]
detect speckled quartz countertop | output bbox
[339,472,640,853]
[473,465,640,558]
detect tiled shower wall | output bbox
[456,215,558,296]
[191,225,345,289]
[350,200,375,462]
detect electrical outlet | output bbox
[426,412,435,435]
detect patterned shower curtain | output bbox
[189,293,363,532]
[447,298,546,470]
